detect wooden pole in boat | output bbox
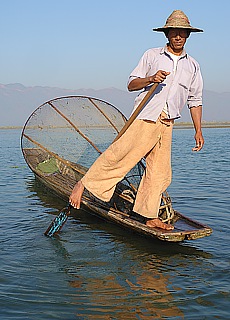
[113,82,158,142]
[44,83,159,237]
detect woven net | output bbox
[21,95,173,221]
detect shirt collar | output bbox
[160,45,187,59]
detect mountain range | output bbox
[0,83,229,127]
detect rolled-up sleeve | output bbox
[187,63,203,108]
[127,50,152,86]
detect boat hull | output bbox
[33,163,212,242]
[20,95,212,242]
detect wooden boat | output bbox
[21,96,212,242]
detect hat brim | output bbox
[153,26,203,33]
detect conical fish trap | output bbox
[21,95,173,220]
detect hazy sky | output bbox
[0,0,229,92]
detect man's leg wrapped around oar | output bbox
[70,116,174,230]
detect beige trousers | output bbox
[81,116,174,218]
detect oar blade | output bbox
[44,205,71,237]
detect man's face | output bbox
[167,28,189,53]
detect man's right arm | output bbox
[128,70,170,91]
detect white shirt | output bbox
[128,45,203,121]
[162,51,180,115]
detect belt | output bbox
[159,112,174,125]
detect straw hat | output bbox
[153,10,203,33]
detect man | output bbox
[69,10,204,230]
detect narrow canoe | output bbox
[22,146,212,242]
[21,95,212,242]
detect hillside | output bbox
[0,83,229,126]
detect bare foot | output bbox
[69,181,84,209]
[146,218,174,230]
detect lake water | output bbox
[0,127,229,319]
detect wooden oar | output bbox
[113,82,158,142]
[44,205,71,236]
[44,83,159,237]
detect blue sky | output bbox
[0,0,229,92]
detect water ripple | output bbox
[0,128,229,319]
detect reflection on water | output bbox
[25,161,218,319]
[48,231,184,319]
[1,128,229,319]
[46,216,215,319]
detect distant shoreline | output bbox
[174,122,230,129]
[1,122,230,130]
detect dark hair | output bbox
[163,29,170,37]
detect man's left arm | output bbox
[190,105,204,152]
